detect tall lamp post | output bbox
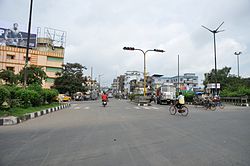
[234,52,241,77]
[98,74,104,92]
[123,47,165,96]
[24,0,33,87]
[202,22,225,96]
[177,54,180,94]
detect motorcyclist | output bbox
[101,92,108,102]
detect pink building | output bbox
[0,37,64,88]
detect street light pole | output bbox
[234,52,241,77]
[24,0,33,87]
[178,54,180,94]
[98,74,104,92]
[123,47,165,96]
[202,22,225,96]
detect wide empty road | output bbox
[1,99,250,166]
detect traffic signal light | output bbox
[123,47,135,50]
[153,49,165,53]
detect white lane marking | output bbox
[151,107,159,110]
[84,107,90,110]
[74,107,81,110]
[143,107,150,110]
[134,107,141,110]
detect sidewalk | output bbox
[0,103,71,126]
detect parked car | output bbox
[83,92,91,100]
[54,94,71,102]
[74,92,84,101]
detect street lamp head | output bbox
[234,51,242,55]
[123,47,135,51]
[153,49,165,53]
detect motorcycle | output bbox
[102,100,107,107]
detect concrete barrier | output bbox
[0,103,71,126]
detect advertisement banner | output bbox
[0,23,36,48]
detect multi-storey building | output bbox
[0,26,66,88]
[0,39,64,88]
[152,73,199,91]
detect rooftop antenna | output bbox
[202,22,225,96]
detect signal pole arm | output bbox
[123,47,165,96]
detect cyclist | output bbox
[176,92,185,109]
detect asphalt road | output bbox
[1,99,250,166]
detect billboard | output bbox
[207,83,220,89]
[0,23,36,48]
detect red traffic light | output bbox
[123,47,135,51]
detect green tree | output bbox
[204,66,250,97]
[18,65,47,86]
[0,69,18,85]
[203,66,231,89]
[52,63,87,95]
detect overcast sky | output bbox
[0,0,249,86]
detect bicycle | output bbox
[203,100,216,111]
[169,102,189,116]
[213,100,225,109]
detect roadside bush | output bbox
[183,91,195,102]
[128,93,143,101]
[16,89,31,108]
[0,86,10,105]
[42,89,58,104]
[29,90,41,106]
[5,85,21,99]
[28,84,44,103]
[27,83,43,93]
[4,85,22,108]
[128,94,136,101]
[221,86,250,97]
[16,89,41,108]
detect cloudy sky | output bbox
[0,0,249,86]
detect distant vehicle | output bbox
[108,93,113,98]
[54,94,71,102]
[84,91,91,100]
[74,92,84,101]
[90,90,98,100]
[156,83,176,105]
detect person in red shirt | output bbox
[101,92,108,102]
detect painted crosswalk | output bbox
[73,105,90,110]
[126,106,164,111]
[72,104,165,111]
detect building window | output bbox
[47,57,63,62]
[23,56,31,61]
[6,67,14,71]
[7,54,15,60]
[46,78,55,83]
[46,67,62,73]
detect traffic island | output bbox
[0,103,71,126]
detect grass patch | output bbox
[0,103,61,118]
